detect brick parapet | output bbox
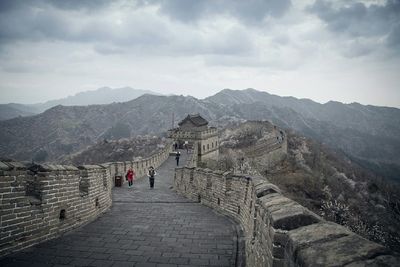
[0,142,172,257]
[174,167,400,266]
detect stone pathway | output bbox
[0,150,239,267]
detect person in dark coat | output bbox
[175,151,181,166]
[148,166,156,189]
[126,167,135,188]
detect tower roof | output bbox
[178,114,208,127]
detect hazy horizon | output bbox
[0,0,399,108]
[0,86,400,108]
[1,86,400,109]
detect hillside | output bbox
[32,87,159,112]
[0,103,38,120]
[0,88,399,183]
[206,89,400,142]
[206,89,400,181]
[215,121,400,252]
[63,136,169,165]
[0,94,219,162]
[0,87,158,120]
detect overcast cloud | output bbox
[0,0,399,107]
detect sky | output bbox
[0,0,399,107]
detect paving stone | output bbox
[105,248,124,255]
[148,256,171,264]
[135,263,157,267]
[109,254,132,261]
[168,257,190,265]
[91,259,114,267]
[88,252,111,260]
[52,256,74,265]
[125,250,144,256]
[112,261,136,267]
[69,257,95,266]
[128,255,149,262]
[111,261,135,267]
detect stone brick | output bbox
[269,203,320,231]
[296,234,389,266]
[0,161,12,170]
[1,214,17,221]
[345,255,400,266]
[255,182,281,198]
[4,161,26,170]
[287,222,351,252]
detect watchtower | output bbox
[169,114,219,162]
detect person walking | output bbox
[148,166,156,189]
[126,167,135,188]
[175,151,181,166]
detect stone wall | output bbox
[0,163,111,257]
[0,143,171,257]
[185,143,198,168]
[174,167,400,266]
[249,136,287,170]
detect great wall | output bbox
[1,115,399,266]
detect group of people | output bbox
[125,166,157,189]
[124,143,186,189]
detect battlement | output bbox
[168,126,218,140]
[0,143,172,257]
[174,165,400,266]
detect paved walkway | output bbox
[0,150,239,267]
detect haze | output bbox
[0,0,399,107]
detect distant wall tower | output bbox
[168,114,219,162]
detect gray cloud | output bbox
[0,3,71,44]
[155,0,208,22]
[307,0,400,53]
[0,0,257,58]
[387,22,400,48]
[46,0,110,11]
[0,2,170,47]
[0,0,110,13]
[143,0,292,24]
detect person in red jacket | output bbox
[126,167,135,188]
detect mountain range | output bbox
[0,87,158,120]
[0,88,399,182]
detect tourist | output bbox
[148,166,156,189]
[184,142,189,153]
[126,167,135,188]
[175,151,181,166]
